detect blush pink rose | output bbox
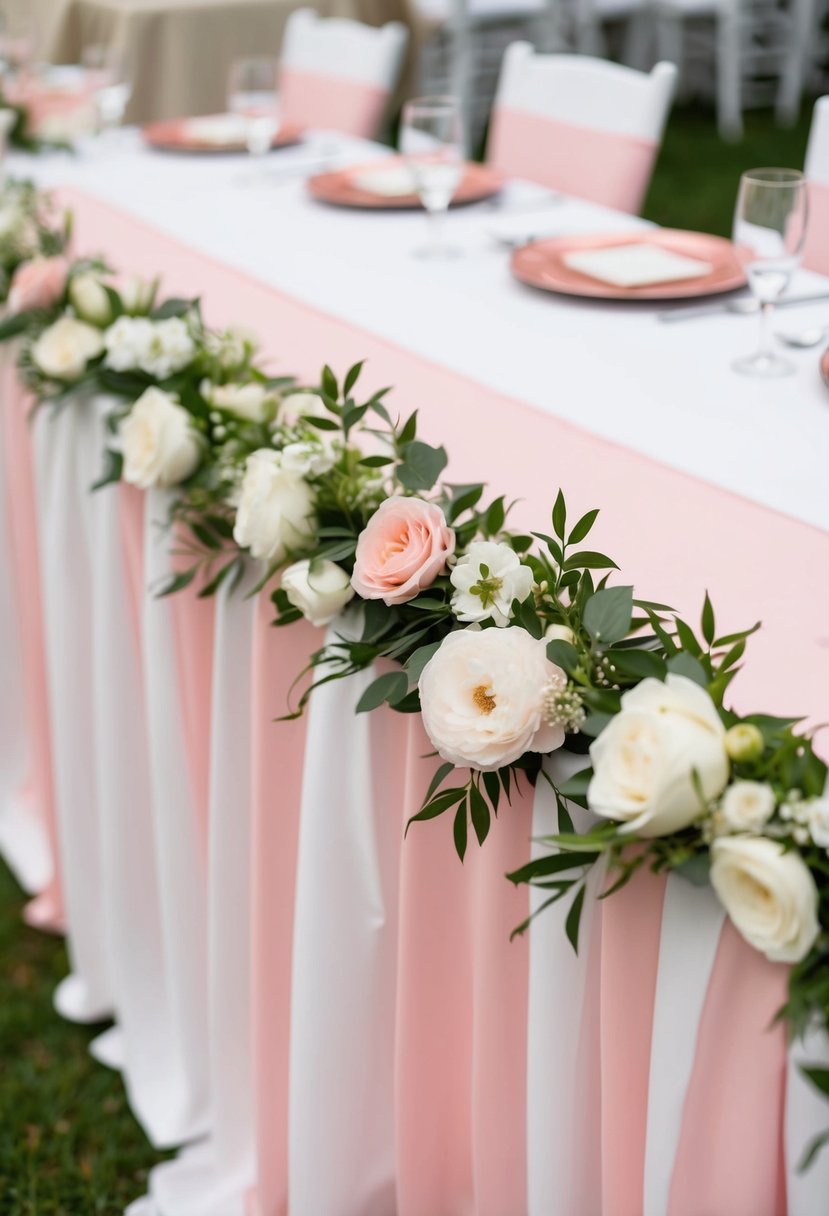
[8,255,69,314]
[351,496,455,605]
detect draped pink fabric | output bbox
[58,189,829,1215]
[279,68,388,139]
[487,107,658,214]
[2,367,63,930]
[802,179,829,276]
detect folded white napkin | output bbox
[351,164,417,197]
[185,114,249,145]
[563,243,712,288]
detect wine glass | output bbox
[732,168,808,378]
[0,8,39,79]
[399,96,464,259]
[227,56,279,157]
[82,44,132,136]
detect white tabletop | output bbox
[10,130,829,533]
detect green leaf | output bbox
[152,296,196,320]
[667,652,708,687]
[453,801,468,861]
[483,770,501,814]
[565,885,586,952]
[423,761,456,804]
[397,441,448,492]
[556,791,574,834]
[545,639,579,675]
[469,784,490,846]
[558,767,593,798]
[343,360,364,396]
[358,454,395,468]
[507,850,598,884]
[157,567,197,598]
[567,508,599,545]
[675,617,702,657]
[484,496,506,535]
[801,1066,829,1100]
[405,640,442,688]
[91,448,123,491]
[675,853,711,886]
[398,409,418,445]
[701,591,716,646]
[583,586,633,645]
[321,364,339,400]
[406,786,467,832]
[797,1128,829,1172]
[563,550,620,572]
[552,489,567,540]
[448,483,484,523]
[532,532,563,564]
[355,671,409,713]
[0,308,37,342]
[605,647,666,681]
[198,559,239,598]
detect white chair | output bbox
[802,94,829,275]
[279,8,408,139]
[650,0,816,141]
[487,43,676,213]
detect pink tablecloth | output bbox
[4,186,828,1216]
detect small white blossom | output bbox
[450,540,533,628]
[806,798,829,848]
[720,781,776,832]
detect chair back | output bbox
[803,95,829,276]
[280,8,408,138]
[487,43,676,213]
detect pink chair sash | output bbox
[279,67,388,139]
[488,107,658,215]
[802,180,829,277]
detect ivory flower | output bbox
[587,674,729,836]
[281,558,355,627]
[419,626,566,771]
[104,315,196,379]
[720,781,776,832]
[233,449,315,563]
[351,497,455,606]
[69,271,113,326]
[31,315,104,381]
[710,835,820,963]
[202,379,276,423]
[450,540,533,627]
[119,387,202,489]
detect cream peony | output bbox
[710,835,820,963]
[233,449,315,563]
[450,540,533,627]
[418,626,566,771]
[69,271,113,326]
[720,781,776,832]
[281,558,355,627]
[119,387,202,489]
[588,674,729,837]
[31,316,105,381]
[202,379,276,423]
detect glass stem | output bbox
[758,300,773,362]
[428,207,444,257]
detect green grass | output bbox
[643,101,814,235]
[0,859,164,1215]
[0,98,818,1212]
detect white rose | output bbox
[710,835,820,963]
[587,674,729,837]
[233,449,316,563]
[281,440,335,477]
[69,271,113,326]
[202,379,275,423]
[720,781,776,832]
[281,558,355,627]
[119,387,202,489]
[120,273,158,316]
[418,626,566,771]
[207,325,257,370]
[31,315,105,381]
[279,391,329,427]
[545,623,576,645]
[450,540,534,628]
[807,798,829,848]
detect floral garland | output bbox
[3,178,828,1161]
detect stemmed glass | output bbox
[82,44,132,137]
[0,8,39,80]
[227,56,280,158]
[399,96,464,259]
[732,168,808,378]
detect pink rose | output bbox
[8,255,69,314]
[351,496,455,605]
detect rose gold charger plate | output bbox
[511,229,747,301]
[307,160,503,210]
[819,347,829,388]
[142,115,302,154]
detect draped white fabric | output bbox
[786,1026,829,1216]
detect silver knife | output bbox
[657,291,829,323]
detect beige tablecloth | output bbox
[6,0,422,122]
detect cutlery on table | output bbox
[774,325,829,349]
[656,291,829,323]
[488,230,559,250]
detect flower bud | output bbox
[544,623,576,645]
[724,723,764,763]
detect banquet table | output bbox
[1,129,829,1216]
[2,0,421,123]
